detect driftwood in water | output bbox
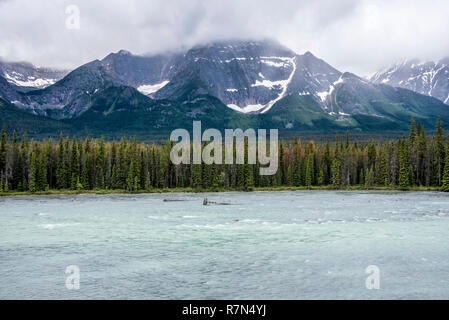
[163,199,189,202]
[203,198,232,206]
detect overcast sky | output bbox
[0,0,448,76]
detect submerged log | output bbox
[163,199,189,202]
[203,198,232,206]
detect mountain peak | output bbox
[303,51,315,57]
[371,58,449,104]
[117,49,132,56]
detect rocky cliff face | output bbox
[370,58,449,104]
[0,59,68,89]
[1,40,448,135]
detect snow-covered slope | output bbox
[153,40,299,113]
[370,58,449,104]
[0,60,68,89]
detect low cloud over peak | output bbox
[1,0,448,76]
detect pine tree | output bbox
[323,138,331,184]
[56,133,67,189]
[81,153,91,190]
[70,138,80,190]
[127,160,136,191]
[0,126,7,174]
[29,151,37,192]
[365,167,374,188]
[442,139,449,192]
[3,175,9,192]
[398,138,410,189]
[244,163,254,191]
[192,164,202,191]
[317,168,324,185]
[211,163,219,190]
[359,168,365,185]
[292,151,301,186]
[279,140,286,185]
[111,164,118,189]
[409,117,417,143]
[380,145,389,186]
[435,116,445,186]
[11,131,22,190]
[37,149,48,191]
[145,171,152,191]
[305,154,313,188]
[331,157,341,188]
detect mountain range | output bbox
[370,58,449,105]
[0,40,448,137]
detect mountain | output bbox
[0,73,25,102]
[1,40,448,137]
[3,40,342,118]
[66,85,255,137]
[0,96,71,135]
[153,40,296,113]
[21,60,126,119]
[260,72,449,132]
[0,59,68,90]
[153,40,342,114]
[101,49,179,90]
[1,51,178,119]
[370,58,449,104]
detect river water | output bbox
[1,191,449,299]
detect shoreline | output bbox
[0,185,443,197]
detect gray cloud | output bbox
[0,0,448,76]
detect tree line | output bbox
[1,117,449,193]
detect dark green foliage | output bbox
[0,118,446,193]
[442,138,449,192]
[398,138,410,189]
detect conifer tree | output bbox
[380,145,389,186]
[435,116,445,186]
[331,157,341,188]
[0,126,7,174]
[398,138,410,189]
[305,154,313,188]
[145,171,152,191]
[70,138,80,190]
[365,167,374,188]
[37,150,48,191]
[279,140,286,185]
[56,134,67,189]
[28,151,37,192]
[442,139,449,192]
[81,153,91,190]
[192,164,202,191]
[292,151,301,186]
[409,117,417,143]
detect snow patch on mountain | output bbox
[4,72,56,88]
[315,77,344,102]
[137,81,170,96]
[261,56,297,113]
[251,79,286,89]
[370,58,449,104]
[227,103,265,113]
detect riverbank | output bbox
[0,185,443,197]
